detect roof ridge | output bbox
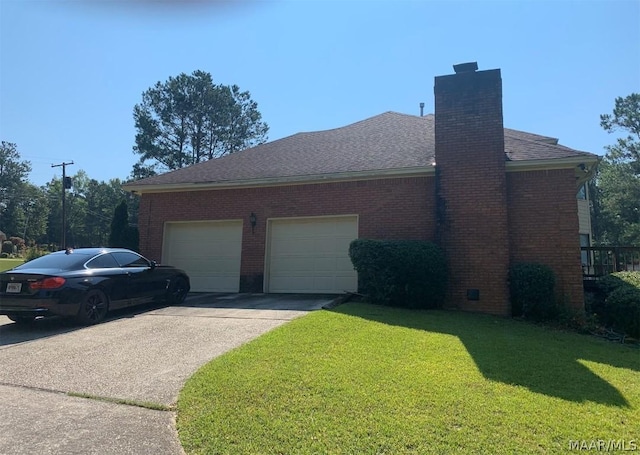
[295,111,433,136]
[505,134,591,156]
[504,128,558,144]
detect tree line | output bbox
[0,146,139,252]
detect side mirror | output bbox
[150,260,157,270]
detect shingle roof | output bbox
[128,112,596,188]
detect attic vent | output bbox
[453,62,479,73]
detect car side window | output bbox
[86,253,120,269]
[112,252,150,268]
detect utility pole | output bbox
[51,161,74,250]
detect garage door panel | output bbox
[271,238,316,255]
[163,221,242,293]
[336,256,356,271]
[268,216,358,294]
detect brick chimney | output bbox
[434,63,510,315]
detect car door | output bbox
[111,251,162,306]
[85,253,130,310]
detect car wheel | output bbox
[7,315,36,325]
[167,277,189,305]
[75,289,109,325]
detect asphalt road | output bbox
[0,294,335,455]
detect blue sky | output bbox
[1,0,639,187]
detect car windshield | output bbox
[13,252,94,271]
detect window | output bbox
[577,184,587,200]
[112,251,150,268]
[86,253,120,269]
[580,234,590,266]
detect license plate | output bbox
[6,283,22,293]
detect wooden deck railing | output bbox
[581,246,640,280]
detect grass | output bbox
[0,258,24,272]
[177,302,640,454]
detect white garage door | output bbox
[163,220,242,292]
[267,216,358,294]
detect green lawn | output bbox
[177,302,640,454]
[0,258,23,272]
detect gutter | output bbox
[124,156,600,195]
[122,166,435,194]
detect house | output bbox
[124,63,599,316]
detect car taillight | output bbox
[29,277,66,290]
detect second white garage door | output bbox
[267,216,358,294]
[163,220,242,292]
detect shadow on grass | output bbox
[331,303,639,408]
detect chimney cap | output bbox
[453,62,479,74]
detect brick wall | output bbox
[507,169,585,310]
[434,68,511,315]
[138,176,436,292]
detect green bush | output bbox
[0,252,9,259]
[24,247,47,262]
[349,239,447,309]
[597,271,640,295]
[509,262,557,322]
[604,286,640,339]
[2,241,16,255]
[595,271,640,339]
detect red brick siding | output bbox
[507,169,584,310]
[138,176,436,291]
[434,69,510,315]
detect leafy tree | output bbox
[132,70,269,179]
[12,183,49,243]
[595,93,640,245]
[0,142,32,236]
[83,178,137,246]
[44,171,138,248]
[600,93,640,169]
[109,200,139,251]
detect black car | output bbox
[0,248,190,325]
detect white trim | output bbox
[123,167,434,194]
[505,156,599,172]
[124,157,600,195]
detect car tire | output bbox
[7,315,36,325]
[75,289,109,325]
[167,277,189,305]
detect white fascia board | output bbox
[505,155,600,172]
[506,155,601,186]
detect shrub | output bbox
[509,262,557,322]
[349,239,447,309]
[24,247,47,262]
[604,286,640,339]
[2,241,16,255]
[595,271,640,339]
[9,236,25,248]
[597,271,640,295]
[0,252,8,259]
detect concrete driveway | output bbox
[0,293,336,455]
